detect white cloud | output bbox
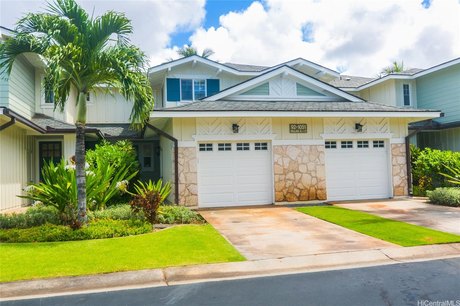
[0,0,206,67]
[182,0,460,76]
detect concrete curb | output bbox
[1,243,459,300]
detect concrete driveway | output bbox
[200,207,395,260]
[335,199,460,235]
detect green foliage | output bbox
[156,205,204,224]
[20,159,136,226]
[440,165,460,186]
[410,146,460,195]
[0,219,151,243]
[0,206,60,229]
[427,188,460,207]
[130,180,171,225]
[88,204,138,221]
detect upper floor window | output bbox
[167,78,220,102]
[44,88,54,104]
[403,84,410,106]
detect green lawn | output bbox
[297,206,460,247]
[0,224,244,282]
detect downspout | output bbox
[405,129,419,196]
[146,123,179,204]
[0,117,15,131]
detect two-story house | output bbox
[1,27,446,210]
[330,58,460,151]
[147,55,439,208]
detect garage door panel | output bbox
[325,140,390,201]
[198,142,272,207]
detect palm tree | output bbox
[380,61,405,77]
[177,44,214,58]
[0,0,154,226]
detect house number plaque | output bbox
[289,124,308,133]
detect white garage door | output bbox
[325,140,391,201]
[197,142,273,208]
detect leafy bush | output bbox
[440,165,460,186]
[86,140,140,205]
[410,146,460,195]
[88,204,139,221]
[427,188,460,207]
[0,206,60,229]
[156,205,204,224]
[0,219,151,243]
[130,180,171,225]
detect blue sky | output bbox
[1,0,459,75]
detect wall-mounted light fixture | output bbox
[232,123,240,134]
[355,123,363,132]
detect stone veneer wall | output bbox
[391,143,408,196]
[177,147,198,206]
[273,145,326,202]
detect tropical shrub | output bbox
[0,206,60,229]
[427,188,460,207]
[20,160,136,227]
[410,146,460,195]
[440,165,460,186]
[0,219,151,243]
[156,205,204,224]
[86,140,140,204]
[88,204,139,221]
[130,180,171,225]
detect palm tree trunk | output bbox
[76,92,87,225]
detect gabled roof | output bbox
[223,62,269,72]
[202,65,364,102]
[339,57,460,91]
[148,55,261,77]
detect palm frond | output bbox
[90,11,132,49]
[47,0,90,33]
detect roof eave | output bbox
[150,110,441,119]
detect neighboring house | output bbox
[0,27,443,210]
[0,27,159,211]
[330,58,460,151]
[147,55,439,208]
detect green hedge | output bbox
[411,146,460,196]
[427,188,460,207]
[0,206,60,229]
[0,219,151,243]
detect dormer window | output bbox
[403,84,410,106]
[167,78,220,102]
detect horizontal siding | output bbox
[0,125,32,211]
[0,70,8,106]
[417,127,460,152]
[85,89,133,123]
[416,64,460,124]
[7,56,36,119]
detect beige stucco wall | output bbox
[273,145,326,202]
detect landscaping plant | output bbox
[410,146,460,195]
[129,180,171,225]
[427,188,460,207]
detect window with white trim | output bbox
[254,142,268,151]
[341,141,353,149]
[325,141,337,149]
[199,143,213,151]
[181,79,206,101]
[236,143,250,151]
[218,143,232,151]
[357,141,369,148]
[373,140,385,148]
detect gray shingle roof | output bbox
[32,114,76,130]
[328,75,376,88]
[223,62,269,72]
[87,124,141,139]
[156,100,437,113]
